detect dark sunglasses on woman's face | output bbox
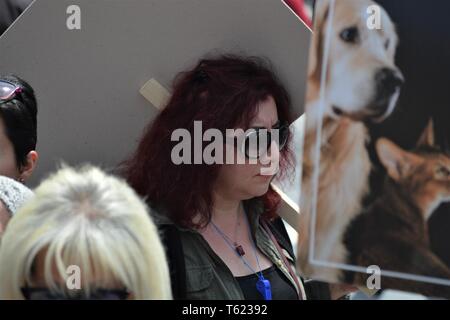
[240,120,290,159]
[21,286,130,300]
[0,80,23,103]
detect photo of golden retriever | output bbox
[298,0,403,283]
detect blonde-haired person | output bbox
[0,165,172,300]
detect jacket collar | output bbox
[151,198,266,235]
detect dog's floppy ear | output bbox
[308,0,331,79]
[417,119,435,148]
[376,138,422,181]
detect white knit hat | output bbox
[0,176,33,216]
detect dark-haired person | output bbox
[0,75,38,183]
[124,55,348,300]
[0,75,37,236]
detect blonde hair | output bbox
[0,165,172,299]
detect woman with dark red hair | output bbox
[123,55,333,300]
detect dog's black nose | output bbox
[376,68,404,97]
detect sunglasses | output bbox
[0,80,23,103]
[239,121,290,159]
[21,286,130,300]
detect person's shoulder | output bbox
[0,176,34,216]
[148,203,171,226]
[147,203,181,230]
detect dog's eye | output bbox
[436,166,450,178]
[340,27,359,44]
[384,39,390,49]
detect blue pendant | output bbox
[256,278,272,300]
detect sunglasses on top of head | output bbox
[0,80,23,103]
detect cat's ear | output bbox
[376,138,422,181]
[417,119,435,148]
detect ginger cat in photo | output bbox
[344,120,450,298]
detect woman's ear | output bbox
[19,151,38,182]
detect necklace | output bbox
[211,219,245,256]
[211,209,272,300]
[210,206,245,256]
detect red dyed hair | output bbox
[123,55,294,229]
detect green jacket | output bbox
[152,201,331,300]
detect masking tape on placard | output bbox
[140,78,170,110]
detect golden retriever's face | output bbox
[310,0,404,123]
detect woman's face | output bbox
[215,96,281,201]
[0,117,20,179]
